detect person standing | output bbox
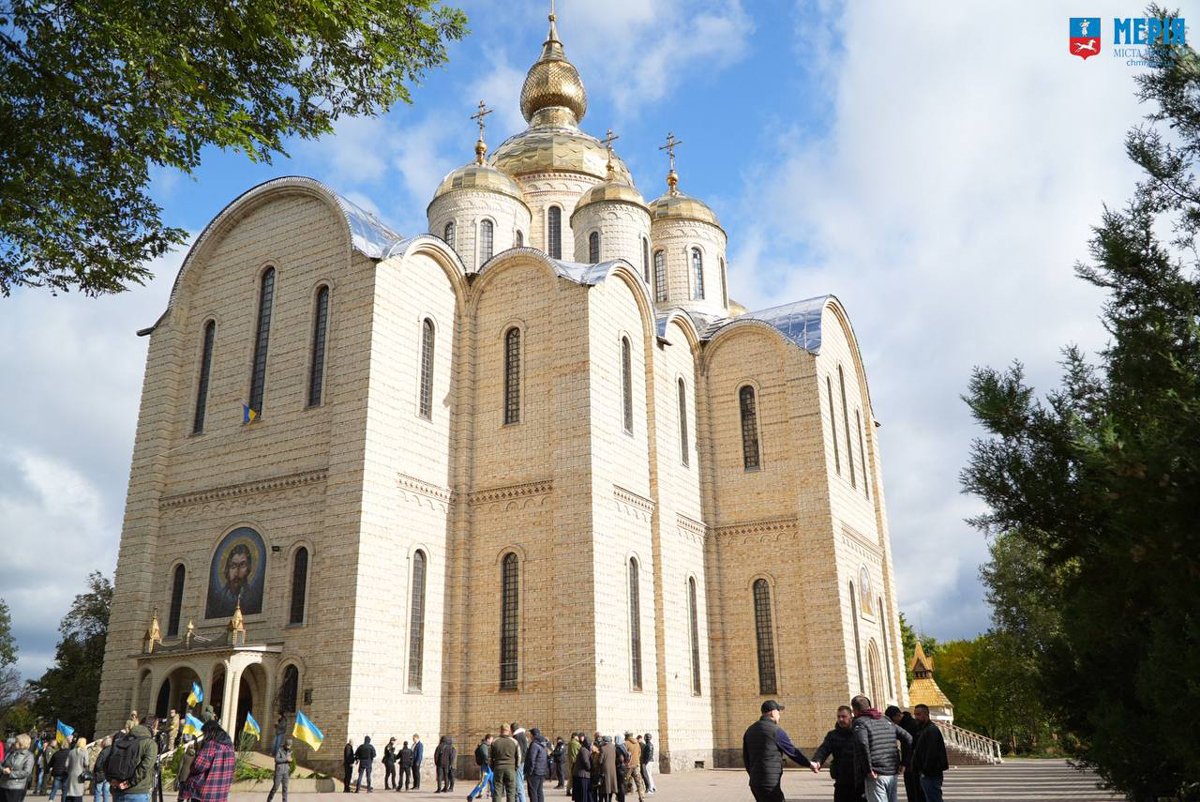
[410,736,423,791]
[0,733,35,802]
[742,700,816,802]
[343,742,355,794]
[885,707,922,802]
[355,737,376,793]
[909,706,948,802]
[265,739,292,802]
[523,730,549,802]
[550,739,565,790]
[565,735,581,799]
[177,721,235,802]
[467,736,493,802]
[63,738,89,802]
[640,735,655,796]
[851,696,912,802]
[489,726,519,802]
[510,725,528,802]
[812,706,865,802]
[621,734,644,802]
[46,740,70,802]
[596,738,617,802]
[570,738,591,802]
[381,740,396,792]
[398,742,412,791]
[435,737,455,794]
[105,721,156,802]
[92,737,112,802]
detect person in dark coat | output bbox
[523,729,549,802]
[596,738,618,802]
[813,706,865,802]
[909,706,948,802]
[398,742,413,791]
[851,696,912,802]
[570,737,592,802]
[742,700,816,802]
[343,741,355,794]
[886,706,922,802]
[434,737,455,793]
[550,739,565,790]
[410,736,423,791]
[354,736,376,793]
[381,740,396,791]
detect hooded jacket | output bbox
[852,710,912,778]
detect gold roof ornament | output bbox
[519,4,587,126]
[571,127,647,217]
[429,100,530,211]
[471,100,493,166]
[647,132,722,228]
[143,609,163,653]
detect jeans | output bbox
[918,775,943,802]
[515,766,527,802]
[865,773,899,802]
[411,761,421,789]
[643,762,655,793]
[112,793,149,802]
[748,785,784,802]
[267,768,289,802]
[383,765,394,790]
[467,767,492,801]
[48,777,67,802]
[356,765,372,791]
[93,781,110,802]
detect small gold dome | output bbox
[429,164,527,210]
[648,192,722,228]
[520,14,587,125]
[571,181,647,220]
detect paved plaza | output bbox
[225,759,1121,802]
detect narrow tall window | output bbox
[678,378,689,466]
[827,376,841,474]
[739,385,761,470]
[878,597,895,699]
[867,641,884,707]
[248,267,275,418]
[856,409,870,498]
[688,577,702,695]
[289,547,308,625]
[167,565,185,637]
[500,552,519,689]
[515,230,524,247]
[504,327,521,424]
[280,665,299,714]
[307,286,329,407]
[653,251,667,302]
[408,550,427,690]
[480,219,494,262]
[419,319,435,419]
[642,238,650,284]
[719,257,728,306]
[691,247,705,300]
[443,221,456,249]
[839,366,856,487]
[547,206,562,258]
[192,321,216,434]
[588,231,600,263]
[629,558,642,690]
[753,579,778,695]
[849,581,865,692]
[621,336,633,434]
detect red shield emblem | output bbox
[1069,18,1101,60]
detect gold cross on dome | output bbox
[601,128,620,155]
[471,100,493,139]
[659,132,683,172]
[549,0,556,20]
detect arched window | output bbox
[307,286,330,407]
[878,597,895,699]
[642,238,650,284]
[839,365,856,487]
[678,378,689,466]
[719,257,728,307]
[739,385,761,470]
[621,336,633,434]
[167,564,185,637]
[408,550,427,691]
[419,318,435,419]
[289,547,309,625]
[504,327,521,424]
[753,579,778,695]
[248,267,275,418]
[500,552,519,689]
[480,219,494,262]
[687,577,702,695]
[827,376,841,474]
[857,410,871,498]
[653,251,667,302]
[280,665,299,714]
[547,206,562,259]
[629,558,642,690]
[691,247,705,300]
[515,230,524,247]
[588,231,600,263]
[849,581,865,692]
[867,640,884,707]
[192,321,216,434]
[443,221,456,249]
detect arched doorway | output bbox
[236,664,269,749]
[157,666,204,720]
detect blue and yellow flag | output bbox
[242,711,261,740]
[292,710,324,751]
[182,713,203,738]
[242,404,258,424]
[186,681,204,707]
[55,721,74,746]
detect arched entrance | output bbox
[236,664,269,748]
[156,666,204,719]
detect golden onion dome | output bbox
[728,299,748,317]
[490,127,633,183]
[428,163,527,211]
[520,13,587,125]
[648,191,721,228]
[571,180,647,219]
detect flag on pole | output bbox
[182,714,204,738]
[55,720,74,746]
[292,710,324,751]
[187,681,204,707]
[242,404,257,424]
[242,711,261,740]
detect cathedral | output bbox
[97,9,907,774]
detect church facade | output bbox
[97,11,907,772]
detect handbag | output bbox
[79,770,93,783]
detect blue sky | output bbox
[0,0,1160,679]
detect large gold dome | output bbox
[490,126,633,183]
[428,163,528,211]
[519,14,587,124]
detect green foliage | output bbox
[30,572,113,738]
[0,597,27,732]
[961,12,1200,798]
[0,0,466,296]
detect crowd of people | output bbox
[743,695,949,802]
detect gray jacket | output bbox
[852,714,912,778]
[65,748,90,797]
[0,749,34,790]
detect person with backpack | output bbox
[177,721,234,802]
[47,740,71,802]
[104,721,156,802]
[92,738,113,802]
[467,735,492,802]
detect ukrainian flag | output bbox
[55,721,74,746]
[187,681,204,707]
[182,713,204,738]
[242,711,261,740]
[242,404,258,424]
[292,710,324,751]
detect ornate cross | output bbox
[659,132,683,172]
[471,100,493,140]
[601,128,620,156]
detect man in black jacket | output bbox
[343,741,355,794]
[885,707,923,802]
[813,706,865,802]
[742,700,816,802]
[909,706,948,802]
[355,736,376,793]
[851,696,912,802]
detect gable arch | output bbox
[701,318,795,375]
[379,234,470,317]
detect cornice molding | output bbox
[160,469,328,510]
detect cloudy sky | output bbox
[1,0,1158,678]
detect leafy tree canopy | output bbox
[0,0,466,296]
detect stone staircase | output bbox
[938,722,1003,765]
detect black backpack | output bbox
[105,733,148,784]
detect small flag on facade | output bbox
[55,720,74,746]
[187,681,204,707]
[292,710,324,751]
[243,404,258,424]
[243,711,261,740]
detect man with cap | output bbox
[742,700,817,802]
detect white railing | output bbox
[935,721,1003,764]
